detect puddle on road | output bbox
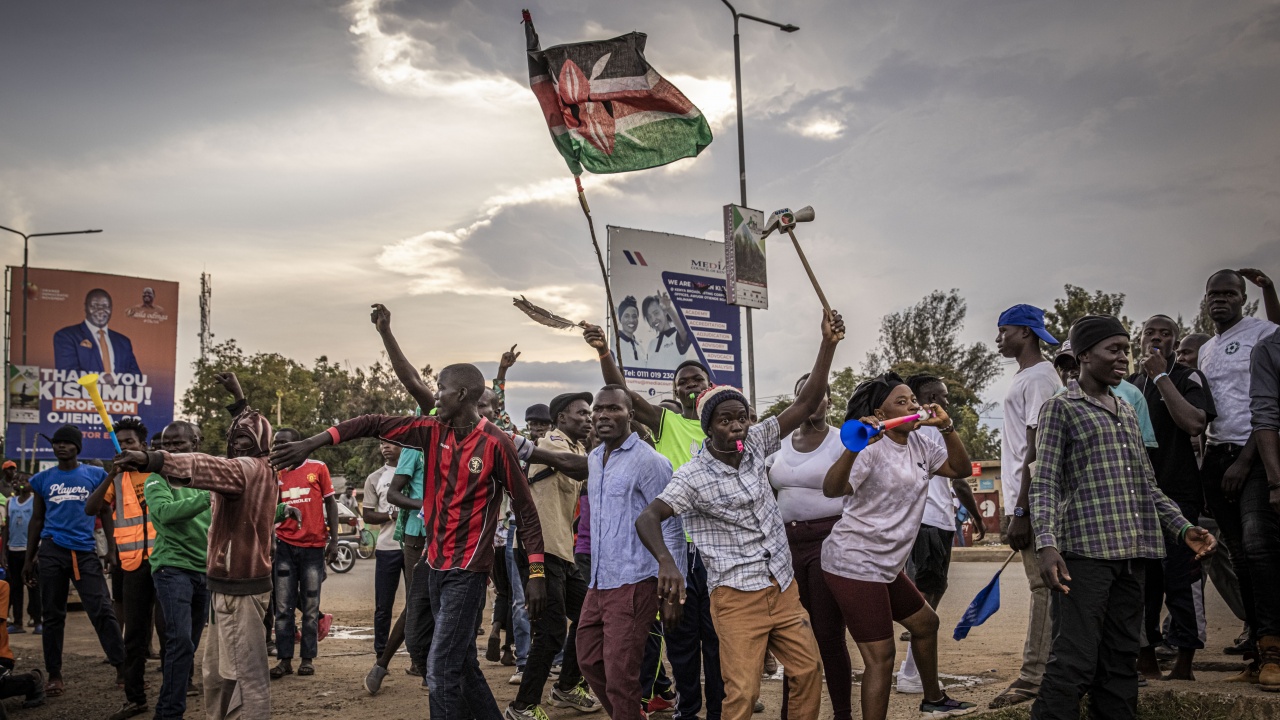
[326,625,375,640]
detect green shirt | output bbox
[143,475,212,575]
[394,448,425,541]
[654,408,706,472]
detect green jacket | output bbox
[143,474,212,575]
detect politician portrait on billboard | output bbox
[7,268,178,461]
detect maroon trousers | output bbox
[577,580,659,720]
[781,516,854,720]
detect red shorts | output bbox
[822,570,926,643]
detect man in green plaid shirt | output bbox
[1029,315,1217,720]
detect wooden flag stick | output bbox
[575,176,624,365]
[999,549,1019,573]
[785,228,844,340]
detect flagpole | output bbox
[999,549,1018,573]
[575,176,623,363]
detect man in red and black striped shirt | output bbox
[274,320,546,719]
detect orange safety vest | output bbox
[112,472,155,571]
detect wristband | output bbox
[528,562,545,579]
[597,349,610,359]
[1178,524,1192,542]
[1154,372,1170,383]
[939,424,955,435]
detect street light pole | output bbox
[0,224,103,467]
[718,1,798,410]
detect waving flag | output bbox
[523,10,713,176]
[953,551,1018,640]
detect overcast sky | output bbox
[3,0,1278,423]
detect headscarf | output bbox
[844,371,906,423]
[227,407,272,458]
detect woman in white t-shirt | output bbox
[820,372,976,720]
[766,373,853,720]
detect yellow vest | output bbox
[112,472,155,572]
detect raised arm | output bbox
[659,293,693,354]
[84,471,116,516]
[144,476,211,524]
[1241,268,1280,324]
[271,413,427,470]
[777,310,845,437]
[583,322,661,429]
[370,304,435,412]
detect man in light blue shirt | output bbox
[576,386,685,720]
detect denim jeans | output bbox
[373,549,404,655]
[506,526,531,666]
[273,541,325,660]
[426,568,502,720]
[122,559,163,706]
[152,566,208,720]
[37,541,125,676]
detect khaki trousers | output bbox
[709,580,822,720]
[203,591,271,720]
[1020,547,1053,685]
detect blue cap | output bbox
[998,304,1059,345]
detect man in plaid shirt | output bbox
[635,309,844,720]
[1029,315,1216,720]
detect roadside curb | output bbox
[952,546,1016,562]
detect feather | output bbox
[512,296,584,330]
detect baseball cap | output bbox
[998,304,1059,345]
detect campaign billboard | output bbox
[607,226,741,400]
[723,204,768,309]
[6,268,178,461]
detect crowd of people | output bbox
[0,266,1277,720]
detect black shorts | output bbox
[906,525,954,597]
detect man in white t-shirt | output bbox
[362,441,404,660]
[1198,268,1280,685]
[990,304,1062,710]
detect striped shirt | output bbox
[327,415,544,573]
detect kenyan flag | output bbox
[524,10,713,176]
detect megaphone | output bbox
[77,373,122,453]
[759,205,815,240]
[839,410,930,453]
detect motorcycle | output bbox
[328,537,359,574]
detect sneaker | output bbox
[364,665,389,696]
[644,692,676,714]
[920,692,977,717]
[32,624,42,635]
[896,661,924,694]
[509,669,524,685]
[753,700,765,713]
[8,623,24,634]
[505,703,551,720]
[107,701,149,720]
[549,683,601,713]
[187,680,201,697]
[26,618,36,627]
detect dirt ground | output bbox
[5,559,1278,719]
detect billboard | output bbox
[6,268,179,461]
[607,226,741,400]
[723,204,768,309]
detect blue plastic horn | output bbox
[840,411,927,452]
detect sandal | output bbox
[270,661,293,680]
[45,675,65,697]
[987,684,1037,709]
[298,661,315,677]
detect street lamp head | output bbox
[779,24,799,32]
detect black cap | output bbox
[1068,315,1129,357]
[549,392,593,424]
[524,404,552,423]
[51,424,83,452]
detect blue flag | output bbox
[953,563,1008,640]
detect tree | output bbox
[1042,285,1131,358]
[863,289,1002,395]
[1179,297,1259,337]
[180,339,433,482]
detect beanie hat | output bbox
[1068,315,1129,358]
[51,424,83,452]
[696,385,749,434]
